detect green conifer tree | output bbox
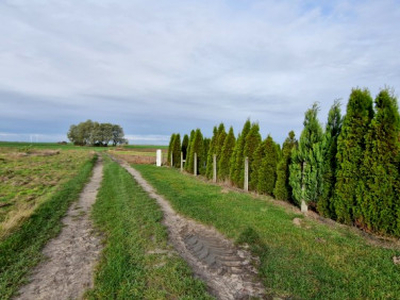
[185,130,196,172]
[274,131,297,201]
[172,133,181,168]
[359,89,400,234]
[201,137,210,175]
[334,88,374,224]
[318,100,342,217]
[250,139,267,192]
[215,123,227,175]
[244,123,262,191]
[187,129,204,175]
[257,135,279,195]
[218,126,236,181]
[206,126,218,179]
[167,133,176,166]
[230,119,251,187]
[289,103,324,210]
[181,134,189,160]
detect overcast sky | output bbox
[1,0,399,145]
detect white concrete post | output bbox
[244,157,249,191]
[170,153,173,167]
[194,152,197,176]
[213,154,217,183]
[156,149,162,167]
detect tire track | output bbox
[116,158,266,300]
[15,157,103,300]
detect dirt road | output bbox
[117,160,266,300]
[15,158,103,300]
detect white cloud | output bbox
[0,0,399,144]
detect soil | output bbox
[116,159,267,300]
[15,158,103,300]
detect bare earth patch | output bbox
[118,160,266,300]
[15,158,103,300]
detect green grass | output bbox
[86,156,212,299]
[134,165,400,299]
[0,155,97,299]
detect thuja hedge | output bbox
[167,87,400,237]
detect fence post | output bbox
[156,149,162,167]
[194,152,197,176]
[244,157,249,191]
[213,154,217,183]
[170,153,173,167]
[180,152,184,172]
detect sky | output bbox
[1,0,399,145]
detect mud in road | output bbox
[16,158,103,300]
[118,160,266,300]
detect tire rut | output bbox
[115,158,266,300]
[15,157,103,300]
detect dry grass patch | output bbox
[0,147,93,239]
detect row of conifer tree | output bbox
[167,88,400,236]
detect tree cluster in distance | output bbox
[167,87,400,237]
[67,120,127,146]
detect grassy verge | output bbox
[0,155,97,298]
[134,165,400,299]
[86,156,212,299]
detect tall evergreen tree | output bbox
[250,138,267,192]
[230,119,251,187]
[206,126,219,179]
[244,123,262,191]
[172,134,181,168]
[201,137,210,175]
[181,134,189,160]
[215,123,227,173]
[167,133,176,166]
[186,129,204,175]
[274,131,297,201]
[257,135,279,195]
[218,126,236,181]
[289,103,324,210]
[185,130,196,172]
[334,88,374,224]
[318,100,342,217]
[359,89,400,234]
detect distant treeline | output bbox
[168,88,400,237]
[67,120,127,146]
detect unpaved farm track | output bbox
[15,158,103,300]
[117,159,266,300]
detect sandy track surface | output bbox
[117,159,266,300]
[15,158,103,300]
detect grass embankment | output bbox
[0,155,97,298]
[134,165,400,299]
[0,147,93,238]
[86,157,212,299]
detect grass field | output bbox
[134,165,400,299]
[0,147,94,238]
[86,156,212,299]
[0,153,96,298]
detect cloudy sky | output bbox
[1,0,399,145]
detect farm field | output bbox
[134,164,400,299]
[0,146,94,238]
[109,147,168,164]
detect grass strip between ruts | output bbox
[134,164,400,299]
[86,156,212,299]
[0,155,97,298]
